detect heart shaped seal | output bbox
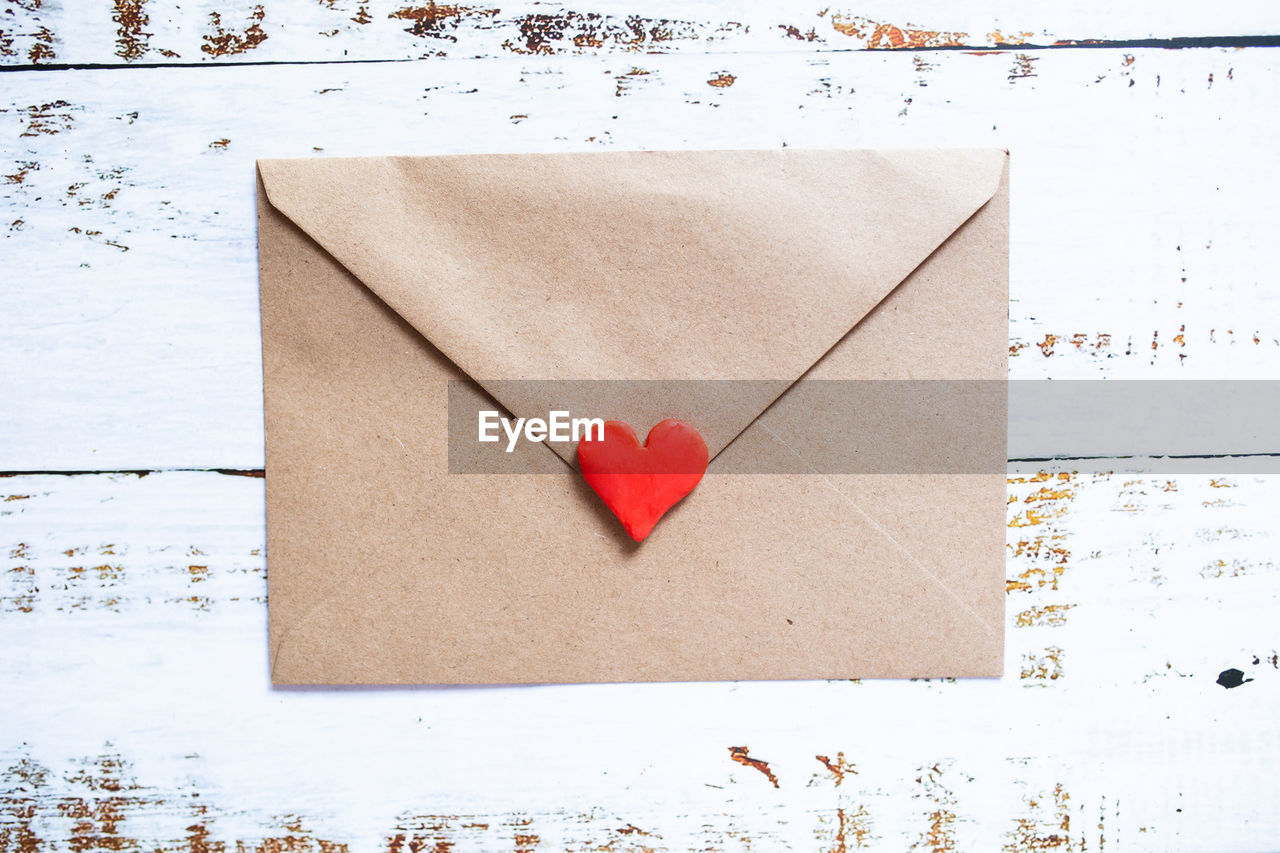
[577,419,709,542]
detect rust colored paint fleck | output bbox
[0,757,50,852]
[1023,486,1074,503]
[389,4,499,39]
[4,161,38,184]
[1020,646,1064,681]
[728,745,779,788]
[513,833,540,851]
[112,0,151,61]
[1008,53,1037,82]
[210,138,231,148]
[1037,334,1057,357]
[1014,604,1076,628]
[988,29,1034,46]
[1004,783,1070,851]
[0,28,16,58]
[1008,507,1066,528]
[616,823,652,836]
[830,14,967,49]
[92,564,123,583]
[21,101,75,137]
[815,752,857,786]
[502,12,701,55]
[829,13,867,38]
[614,66,651,97]
[202,5,268,57]
[779,24,821,42]
[1007,565,1066,594]
[915,764,958,853]
[27,25,55,63]
[4,494,31,501]
[817,804,873,851]
[707,72,736,87]
[923,810,957,853]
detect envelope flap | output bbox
[258,149,1006,461]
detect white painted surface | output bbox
[1,470,1277,850]
[2,1,1279,848]
[3,46,1278,469]
[4,1,1279,67]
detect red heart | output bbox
[577,419,709,542]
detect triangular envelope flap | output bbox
[258,149,1006,463]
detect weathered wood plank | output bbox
[3,0,1278,68]
[3,46,1277,470]
[1,469,1276,850]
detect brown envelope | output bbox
[257,149,1009,684]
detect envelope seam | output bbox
[756,421,998,640]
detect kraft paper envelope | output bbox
[257,148,1009,684]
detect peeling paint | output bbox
[914,763,960,853]
[1199,557,1274,579]
[1020,647,1064,682]
[1004,783,1071,851]
[1009,53,1038,82]
[816,804,874,851]
[501,12,702,55]
[1013,604,1076,627]
[728,746,779,788]
[1009,332,1131,359]
[814,752,857,786]
[706,71,736,87]
[389,4,499,40]
[27,24,55,63]
[1,538,263,614]
[830,14,968,50]
[779,24,822,43]
[112,0,151,61]
[987,29,1035,46]
[19,100,76,137]
[613,66,651,97]
[4,161,39,185]
[202,5,268,56]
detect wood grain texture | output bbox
[2,469,1277,850]
[3,2,1279,849]
[3,44,1278,469]
[2,1,1278,68]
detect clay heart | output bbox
[577,419,709,542]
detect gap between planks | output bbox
[2,34,1280,74]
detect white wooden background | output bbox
[3,1,1279,850]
